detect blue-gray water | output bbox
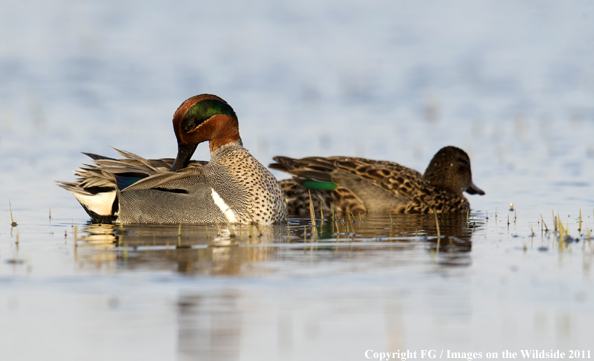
[1,1,593,360]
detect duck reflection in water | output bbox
[74,212,482,275]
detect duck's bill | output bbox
[170,143,198,171]
[465,181,485,195]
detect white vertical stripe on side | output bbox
[210,188,238,223]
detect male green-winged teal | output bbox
[58,94,288,225]
[269,146,484,215]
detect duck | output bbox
[269,146,484,215]
[58,94,288,225]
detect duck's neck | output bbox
[207,114,242,152]
[210,140,244,161]
[211,137,243,153]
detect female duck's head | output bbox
[423,146,484,196]
[171,94,241,171]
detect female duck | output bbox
[269,146,484,215]
[59,94,288,225]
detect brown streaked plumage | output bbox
[269,146,484,216]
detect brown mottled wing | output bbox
[279,179,366,216]
[272,156,409,213]
[270,156,336,183]
[328,157,470,213]
[323,157,423,211]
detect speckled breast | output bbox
[207,145,288,224]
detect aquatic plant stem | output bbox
[307,190,316,229]
[466,209,469,228]
[9,199,17,227]
[434,209,441,252]
[223,214,236,238]
[540,215,549,232]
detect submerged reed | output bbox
[307,190,316,228]
[434,209,441,252]
[223,214,236,238]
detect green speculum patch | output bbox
[302,180,338,190]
